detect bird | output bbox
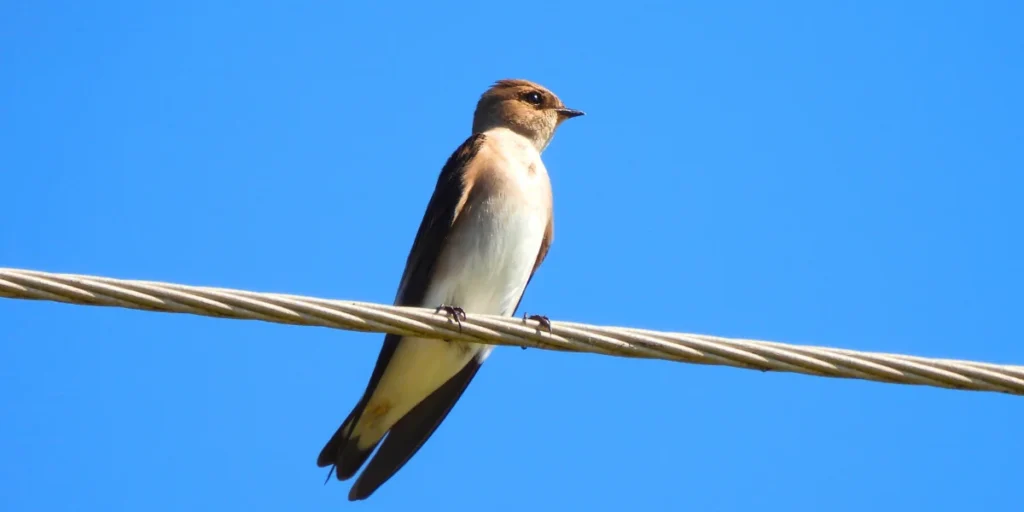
[316,79,584,501]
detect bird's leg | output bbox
[435,304,467,333]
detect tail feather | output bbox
[347,357,483,501]
[318,334,403,479]
[319,336,485,500]
[317,398,381,480]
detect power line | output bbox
[2,267,1022,395]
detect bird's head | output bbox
[472,79,584,151]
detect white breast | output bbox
[426,128,550,319]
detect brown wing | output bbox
[317,133,487,478]
[392,132,488,306]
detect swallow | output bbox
[316,79,583,500]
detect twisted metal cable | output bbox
[2,267,1022,396]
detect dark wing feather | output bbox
[391,134,488,308]
[316,133,488,478]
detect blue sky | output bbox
[2,1,1021,510]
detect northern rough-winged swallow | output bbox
[316,79,583,501]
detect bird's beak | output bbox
[555,108,585,119]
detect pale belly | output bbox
[353,194,548,444]
[429,196,548,319]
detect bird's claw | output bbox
[523,313,552,332]
[521,313,552,349]
[435,304,467,333]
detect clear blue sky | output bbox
[2,2,1021,510]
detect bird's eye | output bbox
[523,92,543,105]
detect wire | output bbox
[2,267,1022,395]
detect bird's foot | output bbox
[521,313,552,349]
[435,304,467,333]
[524,313,552,332]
